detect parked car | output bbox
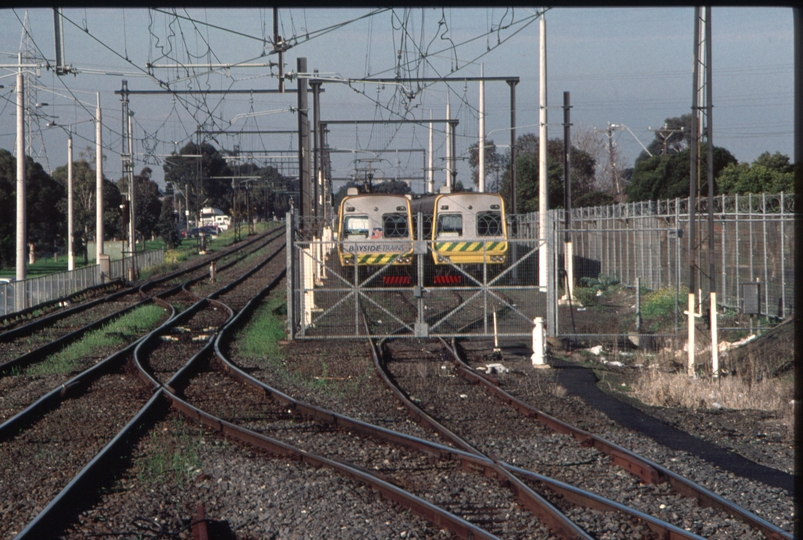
[183,226,220,239]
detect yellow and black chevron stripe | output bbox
[357,253,398,265]
[340,253,411,266]
[434,241,506,253]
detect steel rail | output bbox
[0,232,280,436]
[0,279,124,330]
[149,252,501,539]
[446,340,794,540]
[375,336,719,540]
[8,235,285,536]
[0,228,282,375]
[0,298,176,441]
[164,391,499,540]
[207,276,704,539]
[14,390,169,539]
[0,280,126,341]
[135,238,286,392]
[0,295,152,375]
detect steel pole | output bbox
[539,13,548,289]
[478,64,485,193]
[96,93,104,262]
[297,57,308,221]
[445,96,451,190]
[688,8,701,377]
[67,134,74,271]
[128,112,136,279]
[16,68,26,283]
[311,79,321,220]
[427,110,434,193]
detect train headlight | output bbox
[437,255,451,263]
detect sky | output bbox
[0,7,794,194]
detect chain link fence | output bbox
[550,192,794,328]
[286,191,793,342]
[1,248,164,317]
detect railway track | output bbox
[0,231,286,538]
[0,229,283,422]
[377,337,792,539]
[1,224,793,538]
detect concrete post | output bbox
[531,317,548,367]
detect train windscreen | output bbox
[343,216,370,238]
[436,214,463,237]
[383,213,409,238]
[476,211,503,236]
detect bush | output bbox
[640,287,680,332]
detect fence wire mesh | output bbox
[0,248,164,317]
[287,192,793,342]
[288,215,547,339]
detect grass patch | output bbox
[632,368,791,412]
[25,303,167,375]
[236,292,287,365]
[137,417,203,487]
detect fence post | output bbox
[286,210,295,340]
[780,192,786,318]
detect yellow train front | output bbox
[411,191,508,284]
[336,189,414,285]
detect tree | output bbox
[716,152,794,195]
[626,144,737,202]
[52,147,122,259]
[232,163,293,221]
[155,196,181,248]
[0,150,17,267]
[468,139,506,192]
[501,134,598,213]
[163,142,232,223]
[571,124,629,199]
[372,179,412,195]
[118,167,163,239]
[0,149,66,266]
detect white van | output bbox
[200,207,231,231]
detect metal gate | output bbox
[287,213,550,340]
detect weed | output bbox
[236,293,287,366]
[137,417,203,487]
[632,368,791,412]
[26,304,166,375]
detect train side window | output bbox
[344,216,370,238]
[477,211,503,236]
[436,214,462,237]
[383,213,409,238]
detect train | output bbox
[335,188,414,285]
[335,187,508,285]
[411,190,508,266]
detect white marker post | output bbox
[531,317,549,368]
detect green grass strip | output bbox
[26,303,168,376]
[236,291,287,365]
